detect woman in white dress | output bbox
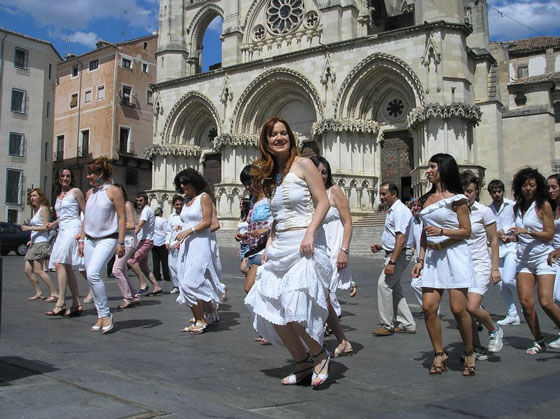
[511,167,560,354]
[461,173,504,358]
[78,157,126,334]
[45,168,86,316]
[245,117,332,388]
[22,189,58,302]
[174,168,223,335]
[546,174,560,348]
[412,153,475,376]
[310,155,354,358]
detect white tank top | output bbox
[30,207,49,244]
[554,217,560,249]
[271,172,314,231]
[84,184,118,238]
[515,201,553,256]
[55,191,82,229]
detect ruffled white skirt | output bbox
[323,219,352,291]
[48,225,84,269]
[422,241,474,289]
[245,228,332,346]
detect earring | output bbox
[96,177,102,184]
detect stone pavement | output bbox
[1,248,559,419]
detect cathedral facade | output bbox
[147,0,508,226]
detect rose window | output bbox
[304,11,319,29]
[266,0,304,35]
[253,24,266,41]
[387,98,405,118]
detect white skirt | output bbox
[48,225,84,268]
[422,241,474,289]
[244,228,332,346]
[323,219,352,291]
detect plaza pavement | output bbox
[1,247,559,419]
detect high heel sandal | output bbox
[334,340,353,358]
[65,305,83,317]
[281,356,313,385]
[462,351,476,376]
[311,348,331,389]
[45,304,66,316]
[429,352,448,375]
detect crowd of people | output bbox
[18,116,560,388]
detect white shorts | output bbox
[469,261,490,296]
[517,255,556,276]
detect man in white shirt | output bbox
[152,207,170,283]
[371,183,416,335]
[487,179,521,326]
[127,192,162,295]
[166,195,183,294]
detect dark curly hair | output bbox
[173,168,212,198]
[419,153,463,208]
[512,167,551,210]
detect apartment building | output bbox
[0,28,61,223]
[54,34,157,197]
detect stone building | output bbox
[0,28,61,223]
[53,35,158,197]
[147,0,553,227]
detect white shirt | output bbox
[408,216,423,253]
[488,198,516,257]
[137,205,155,241]
[467,201,496,264]
[381,199,412,251]
[153,216,167,246]
[166,212,183,248]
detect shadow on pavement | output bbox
[113,319,163,332]
[0,357,59,386]
[260,358,349,390]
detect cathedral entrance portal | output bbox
[380,130,414,202]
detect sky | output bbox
[0,0,559,67]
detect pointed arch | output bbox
[186,3,225,69]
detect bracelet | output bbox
[439,228,444,236]
[416,258,424,265]
[341,247,349,255]
[77,239,84,243]
[492,269,499,272]
[118,241,125,246]
[191,227,196,234]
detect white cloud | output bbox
[0,0,158,32]
[207,16,223,34]
[488,0,560,41]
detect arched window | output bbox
[201,16,223,72]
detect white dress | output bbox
[176,193,223,308]
[466,201,496,295]
[48,192,84,268]
[419,194,474,289]
[554,217,560,303]
[245,172,332,346]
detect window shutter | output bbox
[24,92,28,114]
[22,135,26,158]
[20,173,25,205]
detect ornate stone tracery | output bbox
[407,103,483,129]
[266,0,305,35]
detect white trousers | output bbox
[84,237,117,318]
[498,252,519,316]
[168,248,179,288]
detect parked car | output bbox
[0,222,31,256]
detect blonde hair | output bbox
[28,188,50,209]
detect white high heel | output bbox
[311,348,331,388]
[101,315,114,334]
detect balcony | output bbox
[54,151,64,162]
[79,147,89,157]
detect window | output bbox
[517,64,529,78]
[43,176,48,193]
[84,89,92,103]
[7,209,18,223]
[97,85,105,100]
[48,63,52,80]
[119,127,130,152]
[555,102,560,124]
[5,168,23,205]
[46,101,51,118]
[8,132,24,157]
[80,129,89,156]
[89,59,99,71]
[44,142,50,162]
[147,90,153,104]
[55,135,64,161]
[70,93,78,108]
[11,89,26,114]
[122,57,132,69]
[14,47,28,69]
[72,65,79,78]
[143,42,148,50]
[142,62,149,73]
[121,85,132,106]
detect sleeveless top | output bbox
[515,201,553,256]
[271,172,314,231]
[84,184,118,238]
[323,188,340,224]
[554,216,560,249]
[30,208,49,244]
[420,194,468,245]
[237,220,248,235]
[55,191,82,229]
[180,193,209,235]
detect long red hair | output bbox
[251,117,298,198]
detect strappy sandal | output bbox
[189,321,207,335]
[350,281,358,298]
[429,351,448,375]
[28,294,45,301]
[45,304,66,316]
[65,305,83,317]
[462,351,476,376]
[311,348,331,389]
[117,300,135,309]
[44,295,58,303]
[281,356,313,385]
[334,340,353,358]
[526,339,546,355]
